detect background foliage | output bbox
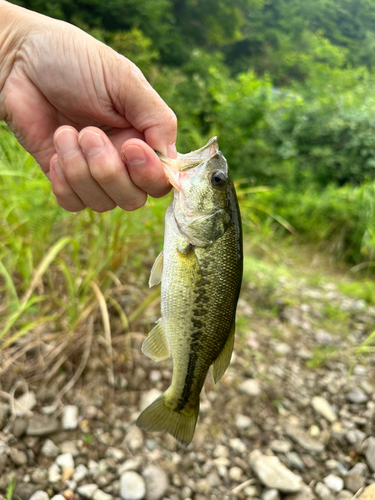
[5,0,375,267]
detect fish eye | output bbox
[210,171,227,189]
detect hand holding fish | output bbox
[0,0,177,212]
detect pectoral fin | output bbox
[142,318,170,361]
[149,250,163,287]
[211,321,235,383]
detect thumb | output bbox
[109,56,178,158]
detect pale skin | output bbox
[0,0,177,212]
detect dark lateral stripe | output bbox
[175,281,208,412]
[175,331,200,412]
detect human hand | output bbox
[0,1,177,212]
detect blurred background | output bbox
[1,1,375,499]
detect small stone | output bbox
[315,329,333,345]
[336,491,354,500]
[61,467,74,482]
[359,484,375,500]
[31,468,48,484]
[93,490,113,500]
[139,389,162,412]
[249,450,302,493]
[311,396,336,422]
[125,426,144,452]
[213,444,229,458]
[235,414,252,430]
[106,447,125,461]
[29,491,49,500]
[270,440,292,454]
[83,405,98,419]
[228,466,243,482]
[61,406,79,430]
[14,391,37,415]
[51,496,65,500]
[244,485,258,497]
[118,458,142,474]
[48,463,61,483]
[10,447,28,466]
[73,464,88,483]
[41,439,60,458]
[315,481,331,499]
[286,452,305,471]
[309,425,320,438]
[196,479,211,494]
[346,387,368,404]
[120,471,146,500]
[285,425,325,453]
[262,490,280,500]
[323,474,343,492]
[27,415,59,436]
[283,485,315,500]
[149,370,161,383]
[13,484,40,500]
[365,437,375,472]
[239,379,261,397]
[77,484,99,498]
[12,418,28,438]
[41,405,57,415]
[274,343,291,355]
[229,438,247,453]
[64,488,74,500]
[143,465,169,500]
[344,463,366,493]
[346,429,366,449]
[60,441,79,456]
[206,472,220,487]
[354,365,367,376]
[56,453,74,469]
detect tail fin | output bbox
[136,392,199,446]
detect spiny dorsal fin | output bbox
[149,250,163,287]
[141,318,170,361]
[211,321,235,383]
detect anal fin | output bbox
[142,318,170,361]
[212,321,235,383]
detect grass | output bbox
[0,123,169,390]
[1,121,375,388]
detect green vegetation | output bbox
[2,0,375,359]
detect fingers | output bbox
[50,154,86,212]
[51,126,150,213]
[121,138,171,198]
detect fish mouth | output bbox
[156,137,219,190]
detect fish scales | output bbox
[136,137,243,445]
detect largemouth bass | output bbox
[136,137,243,445]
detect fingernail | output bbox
[79,130,105,156]
[55,129,79,157]
[167,143,177,159]
[53,158,64,178]
[122,145,146,166]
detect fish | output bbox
[136,137,243,446]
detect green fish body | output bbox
[136,137,243,445]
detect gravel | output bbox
[120,471,146,500]
[0,275,374,499]
[250,450,303,493]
